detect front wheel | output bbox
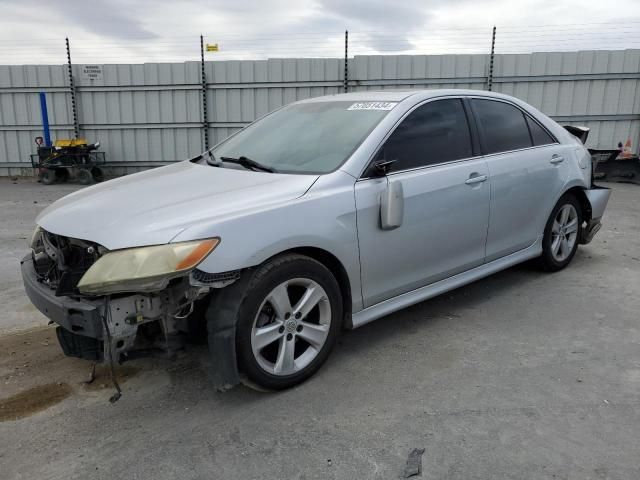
[235,254,342,390]
[39,168,56,185]
[539,194,582,271]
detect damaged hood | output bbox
[36,161,318,250]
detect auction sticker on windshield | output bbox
[347,102,397,111]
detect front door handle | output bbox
[465,174,488,185]
[550,154,565,164]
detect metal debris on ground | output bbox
[403,447,425,477]
[83,363,97,385]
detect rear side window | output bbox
[380,98,473,172]
[472,99,532,154]
[526,115,555,146]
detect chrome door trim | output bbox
[357,154,486,182]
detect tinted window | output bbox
[380,99,473,172]
[472,99,532,154]
[526,115,555,146]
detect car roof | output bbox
[298,89,517,104]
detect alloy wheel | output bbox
[551,204,579,262]
[250,278,331,376]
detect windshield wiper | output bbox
[219,156,276,173]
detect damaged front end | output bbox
[21,228,235,368]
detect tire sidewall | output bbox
[541,194,583,271]
[236,256,343,390]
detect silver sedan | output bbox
[22,89,611,391]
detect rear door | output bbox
[355,98,491,308]
[470,98,569,262]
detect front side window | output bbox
[378,98,473,173]
[472,99,532,154]
[210,101,393,174]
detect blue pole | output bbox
[39,91,51,146]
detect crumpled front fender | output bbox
[204,271,255,390]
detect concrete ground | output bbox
[1,178,639,479]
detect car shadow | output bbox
[203,258,555,402]
[333,261,542,357]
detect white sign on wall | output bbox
[81,65,103,81]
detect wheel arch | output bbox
[203,245,354,390]
[562,186,592,223]
[264,246,353,328]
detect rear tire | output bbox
[538,194,582,272]
[91,166,104,182]
[235,254,342,390]
[77,169,93,185]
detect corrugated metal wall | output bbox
[1,50,638,176]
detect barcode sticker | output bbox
[347,102,397,111]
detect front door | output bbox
[355,98,491,308]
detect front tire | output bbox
[539,194,582,271]
[235,254,342,390]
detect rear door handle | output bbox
[465,174,488,185]
[550,154,565,164]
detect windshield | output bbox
[210,101,395,174]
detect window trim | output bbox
[468,97,559,157]
[359,96,478,179]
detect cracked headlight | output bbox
[77,238,219,295]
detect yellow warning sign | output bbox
[206,43,219,52]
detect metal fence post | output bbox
[344,30,349,93]
[487,26,496,91]
[65,37,79,139]
[200,35,210,152]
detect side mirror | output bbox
[372,159,397,177]
[380,180,404,230]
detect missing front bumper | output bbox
[21,256,104,338]
[21,255,200,363]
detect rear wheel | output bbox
[91,166,104,182]
[539,194,582,271]
[235,254,342,390]
[77,168,93,185]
